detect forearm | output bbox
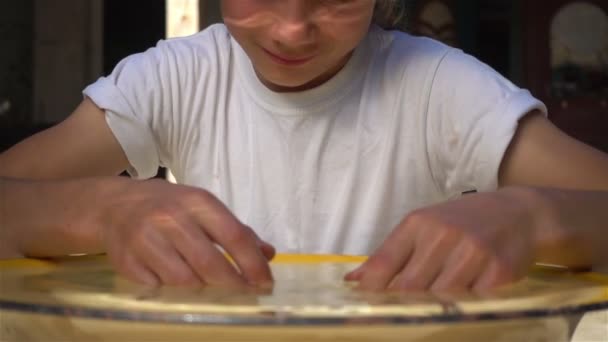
[504,187,608,270]
[0,177,128,258]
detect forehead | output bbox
[220,0,376,11]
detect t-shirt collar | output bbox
[232,28,374,116]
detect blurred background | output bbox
[1,0,607,156]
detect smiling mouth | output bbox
[262,48,316,66]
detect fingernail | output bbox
[344,272,356,281]
[345,267,364,281]
[248,279,274,289]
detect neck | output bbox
[257,51,353,93]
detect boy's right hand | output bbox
[98,179,275,287]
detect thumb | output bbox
[245,226,276,261]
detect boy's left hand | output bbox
[345,188,540,292]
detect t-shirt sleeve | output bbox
[83,46,168,179]
[426,49,548,195]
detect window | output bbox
[412,0,457,47]
[550,2,608,99]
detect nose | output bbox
[272,0,317,47]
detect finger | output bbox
[221,228,274,286]
[344,266,365,282]
[389,234,456,291]
[258,239,276,261]
[137,232,202,286]
[169,221,249,287]
[115,253,160,286]
[472,259,518,291]
[246,226,276,261]
[354,230,415,291]
[191,193,273,285]
[430,240,490,291]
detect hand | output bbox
[97,179,275,287]
[345,188,540,292]
[0,240,23,259]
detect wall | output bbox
[0,1,34,127]
[0,0,103,151]
[33,0,103,124]
[200,1,222,27]
[103,0,165,74]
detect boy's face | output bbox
[222,0,375,91]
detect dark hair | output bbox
[373,0,409,30]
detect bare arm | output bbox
[0,98,130,258]
[499,111,608,190]
[0,177,121,258]
[498,112,608,269]
[351,112,608,291]
[0,98,129,179]
[0,176,275,286]
[0,101,274,286]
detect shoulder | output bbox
[369,27,523,103]
[162,24,231,50]
[149,24,232,64]
[368,27,453,75]
[107,24,233,84]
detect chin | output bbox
[274,77,313,88]
[263,73,318,90]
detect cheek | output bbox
[222,0,278,31]
[320,18,373,53]
[316,3,375,39]
[221,0,258,19]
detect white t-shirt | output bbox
[84,24,546,255]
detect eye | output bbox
[315,0,364,15]
[320,0,356,5]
